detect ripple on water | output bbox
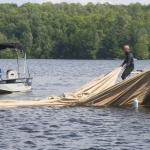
[0,107,150,149]
[0,60,150,149]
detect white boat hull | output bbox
[0,83,31,93]
[0,78,32,94]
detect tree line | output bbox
[0,2,150,59]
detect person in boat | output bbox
[121,45,134,80]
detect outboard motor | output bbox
[7,70,18,79]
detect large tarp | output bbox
[0,67,150,108]
[79,69,150,107]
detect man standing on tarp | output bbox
[121,45,134,80]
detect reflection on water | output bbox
[0,59,150,149]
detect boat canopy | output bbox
[0,43,26,53]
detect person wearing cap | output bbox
[121,45,134,80]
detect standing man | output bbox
[121,45,134,80]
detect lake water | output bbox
[0,59,150,149]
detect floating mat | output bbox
[80,69,150,107]
[1,67,150,108]
[0,67,122,108]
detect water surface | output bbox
[0,59,150,149]
[0,59,150,100]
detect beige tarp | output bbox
[0,67,150,108]
[79,69,150,106]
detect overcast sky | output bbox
[0,0,150,6]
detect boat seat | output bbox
[7,70,18,79]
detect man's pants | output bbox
[121,65,134,80]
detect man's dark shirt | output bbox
[122,52,134,68]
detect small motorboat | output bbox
[0,43,32,94]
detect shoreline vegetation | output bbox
[0,2,150,59]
